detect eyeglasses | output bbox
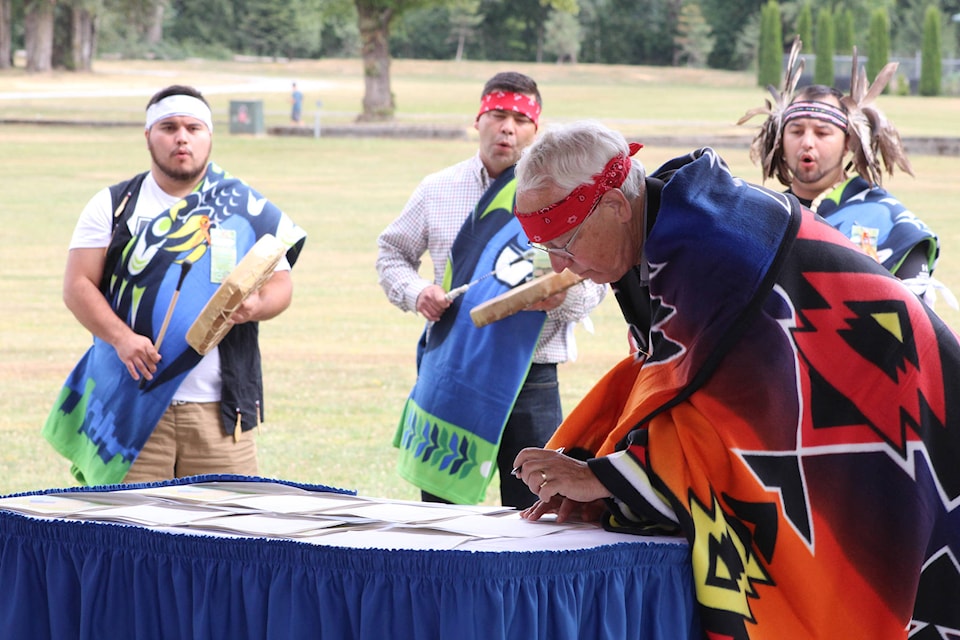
[528,199,599,260]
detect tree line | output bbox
[757,0,954,96]
[2,0,958,119]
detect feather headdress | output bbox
[843,48,914,184]
[737,36,805,186]
[738,38,913,188]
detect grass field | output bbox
[2,57,959,500]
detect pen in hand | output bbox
[511,447,564,476]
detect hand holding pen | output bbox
[511,446,612,514]
[511,447,564,481]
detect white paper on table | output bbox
[204,481,330,493]
[71,503,238,527]
[328,501,495,524]
[214,492,372,515]
[443,504,516,516]
[302,528,473,550]
[181,513,349,537]
[132,480,353,501]
[125,484,265,505]
[0,494,117,517]
[364,496,516,517]
[462,526,689,552]
[404,512,591,538]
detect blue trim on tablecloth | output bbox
[0,473,353,499]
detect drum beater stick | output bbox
[445,249,536,302]
[140,260,192,389]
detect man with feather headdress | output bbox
[739,38,949,307]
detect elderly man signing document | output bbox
[510,120,960,640]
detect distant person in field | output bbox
[45,84,306,486]
[739,37,952,309]
[376,71,606,508]
[291,82,304,126]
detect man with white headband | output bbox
[46,85,307,485]
[510,119,960,639]
[739,38,944,306]
[376,71,606,508]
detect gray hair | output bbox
[516,120,644,200]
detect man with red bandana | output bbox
[510,119,960,639]
[739,39,948,309]
[376,72,606,508]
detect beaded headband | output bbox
[782,100,848,132]
[737,36,912,186]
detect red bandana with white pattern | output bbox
[476,91,541,128]
[516,142,642,243]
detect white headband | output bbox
[145,94,213,132]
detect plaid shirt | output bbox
[376,154,606,364]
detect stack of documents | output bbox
[0,481,642,551]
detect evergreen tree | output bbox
[919,5,942,96]
[544,10,581,63]
[814,7,834,85]
[168,0,239,53]
[391,6,455,59]
[867,8,890,89]
[758,0,782,87]
[890,0,936,59]
[449,0,482,61]
[795,2,812,48]
[576,0,675,66]
[835,7,854,54]
[674,1,714,67]
[733,10,763,71]
[237,0,300,58]
[700,0,766,70]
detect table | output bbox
[0,475,699,640]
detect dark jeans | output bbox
[422,363,562,509]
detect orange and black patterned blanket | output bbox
[549,149,960,639]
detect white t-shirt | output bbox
[70,173,221,403]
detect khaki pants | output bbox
[124,401,258,483]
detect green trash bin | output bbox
[229,100,264,134]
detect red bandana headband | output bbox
[477,91,541,127]
[515,142,643,243]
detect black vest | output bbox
[106,173,265,435]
